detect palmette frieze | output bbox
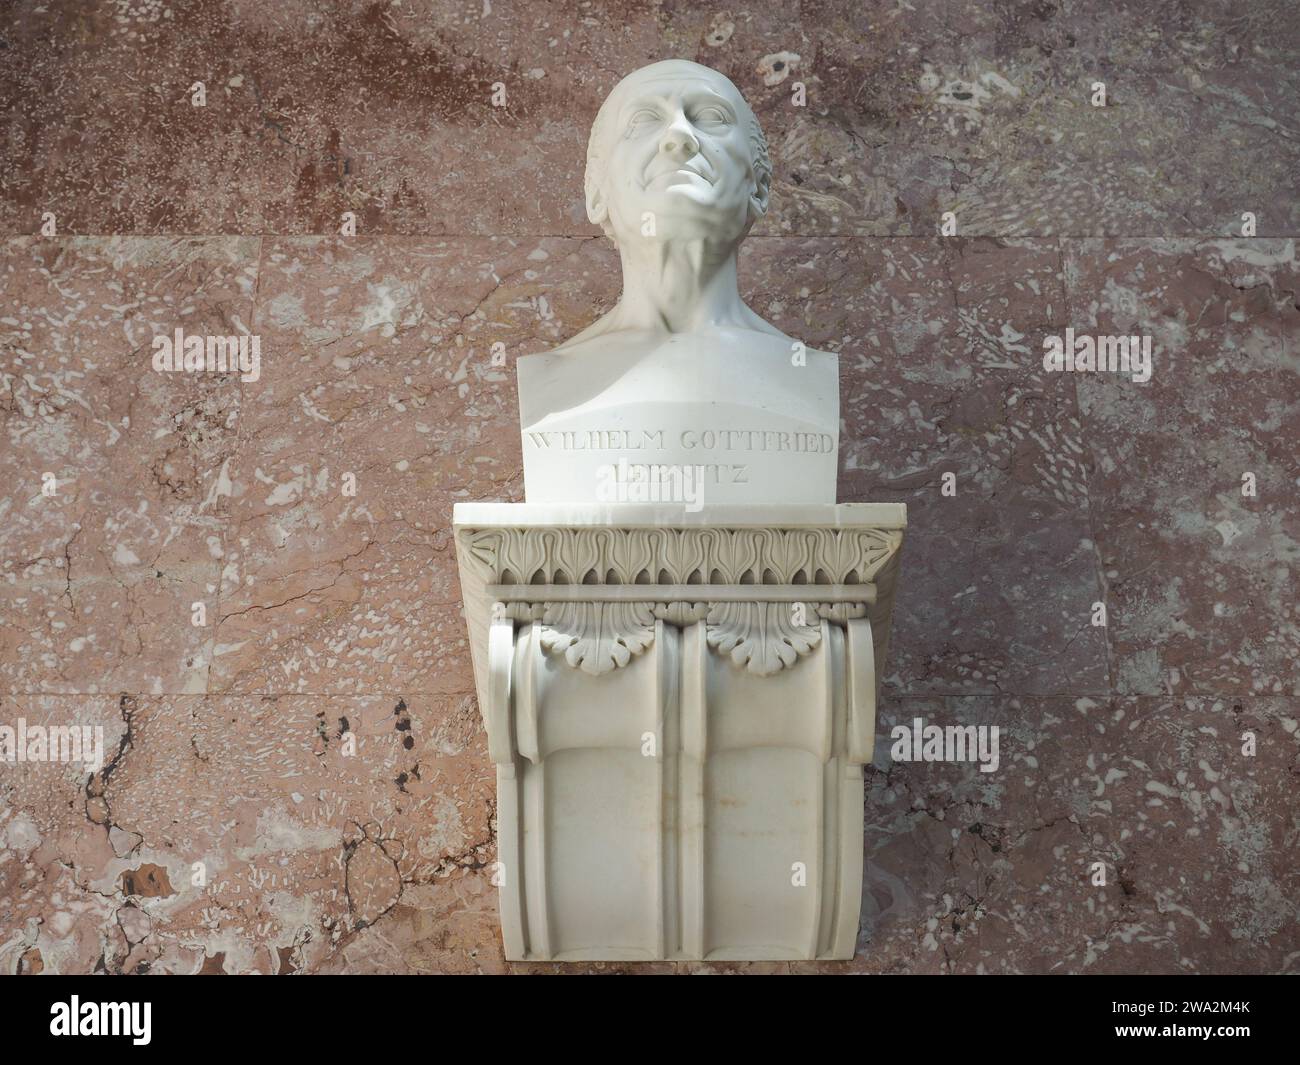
[456,524,902,588]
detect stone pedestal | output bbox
[453,502,905,961]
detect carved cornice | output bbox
[457,523,903,678]
[457,525,902,587]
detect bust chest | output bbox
[517,330,839,505]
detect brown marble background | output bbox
[1,0,1296,974]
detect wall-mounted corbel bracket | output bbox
[454,503,906,961]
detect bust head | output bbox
[584,60,771,249]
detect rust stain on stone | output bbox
[120,863,175,898]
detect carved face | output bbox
[588,63,769,247]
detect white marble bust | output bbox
[518,59,839,507]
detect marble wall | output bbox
[1,0,1296,973]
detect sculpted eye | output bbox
[693,106,730,125]
[627,108,660,129]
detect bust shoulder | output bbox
[518,323,837,428]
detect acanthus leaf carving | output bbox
[656,527,709,583]
[712,528,761,583]
[559,527,603,584]
[532,599,840,676]
[812,527,857,583]
[496,601,546,623]
[539,601,657,675]
[852,529,901,583]
[705,601,822,677]
[760,528,807,584]
[506,527,552,584]
[814,602,868,624]
[651,601,709,626]
[460,525,900,588]
[460,528,502,582]
[606,527,653,584]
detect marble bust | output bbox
[517,60,839,506]
[456,60,907,961]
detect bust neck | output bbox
[610,236,751,334]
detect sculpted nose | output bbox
[659,117,699,159]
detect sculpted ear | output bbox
[749,167,771,222]
[586,182,608,228]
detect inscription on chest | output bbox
[524,427,836,454]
